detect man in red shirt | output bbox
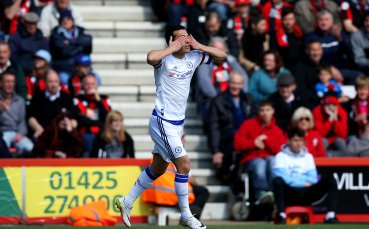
[234,100,286,205]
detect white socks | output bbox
[175,173,192,220]
[124,167,158,208]
[325,211,335,220]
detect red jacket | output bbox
[313,105,348,143]
[234,117,286,165]
[304,130,326,157]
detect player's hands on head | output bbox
[188,35,201,50]
[169,35,187,53]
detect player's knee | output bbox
[175,158,191,174]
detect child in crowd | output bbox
[351,76,369,135]
[315,67,342,99]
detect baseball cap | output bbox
[34,49,52,63]
[277,73,295,86]
[59,9,74,22]
[235,0,251,6]
[322,95,339,105]
[24,12,40,23]
[74,54,92,67]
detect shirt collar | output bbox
[0,61,11,74]
[45,90,61,101]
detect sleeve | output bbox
[151,56,166,70]
[313,107,334,137]
[333,107,348,138]
[301,154,318,184]
[264,127,286,155]
[194,50,212,67]
[233,121,257,151]
[340,1,352,21]
[38,6,51,37]
[17,98,27,136]
[315,135,326,157]
[195,64,217,98]
[351,31,369,67]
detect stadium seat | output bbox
[285,206,315,224]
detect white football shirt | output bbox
[151,50,212,121]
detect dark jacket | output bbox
[9,26,49,74]
[50,26,92,74]
[91,131,135,158]
[241,28,266,67]
[268,91,306,132]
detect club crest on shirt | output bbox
[175,146,182,154]
[186,61,194,69]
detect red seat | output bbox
[285,206,315,224]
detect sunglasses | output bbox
[299,117,310,122]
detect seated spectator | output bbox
[75,74,111,157]
[273,128,338,224]
[290,107,326,157]
[291,40,343,109]
[0,71,33,156]
[294,0,339,34]
[346,123,369,157]
[0,132,11,158]
[193,10,239,57]
[340,0,369,33]
[27,69,77,138]
[351,11,369,75]
[239,15,268,73]
[207,72,254,183]
[68,54,102,96]
[91,110,134,158]
[249,50,290,105]
[313,93,348,157]
[268,73,305,132]
[195,37,249,115]
[32,112,83,158]
[38,0,83,37]
[187,0,209,42]
[304,10,361,85]
[315,66,342,99]
[208,0,235,21]
[234,100,286,204]
[0,41,27,98]
[272,8,303,69]
[166,0,194,26]
[49,9,92,83]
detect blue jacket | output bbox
[9,26,49,74]
[315,79,342,98]
[249,68,290,104]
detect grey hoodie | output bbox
[346,135,369,157]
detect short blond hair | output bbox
[291,107,314,129]
[355,75,369,89]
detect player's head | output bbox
[164,25,190,53]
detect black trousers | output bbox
[190,184,210,218]
[273,175,338,213]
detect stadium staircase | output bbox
[73,0,231,220]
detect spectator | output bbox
[0,41,27,98]
[38,0,83,37]
[313,93,348,157]
[67,54,102,96]
[207,72,254,183]
[208,0,235,21]
[0,132,11,158]
[268,73,305,132]
[273,128,338,224]
[27,69,77,138]
[346,123,369,157]
[74,74,111,157]
[304,10,361,85]
[340,0,369,33]
[249,50,291,105]
[49,9,92,82]
[151,0,168,22]
[9,12,49,75]
[166,0,195,26]
[315,66,342,99]
[32,112,83,158]
[195,37,249,114]
[351,11,369,75]
[294,0,339,34]
[234,100,286,204]
[349,76,369,136]
[187,0,209,43]
[0,71,33,156]
[193,10,239,57]
[91,110,134,158]
[0,31,6,42]
[290,107,326,157]
[272,8,303,69]
[239,15,269,73]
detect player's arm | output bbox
[189,35,227,64]
[147,36,187,66]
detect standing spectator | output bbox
[0,41,27,98]
[290,107,326,157]
[239,15,269,73]
[208,0,235,21]
[32,112,83,158]
[340,0,369,33]
[304,10,361,85]
[273,128,338,224]
[313,93,348,156]
[27,69,77,138]
[234,100,286,204]
[91,110,134,158]
[268,73,305,132]
[249,50,290,105]
[9,12,49,74]
[314,66,342,99]
[294,0,339,34]
[75,74,111,157]
[272,8,303,69]
[207,72,254,183]
[0,71,33,155]
[38,0,83,37]
[351,11,369,75]
[346,123,369,157]
[187,0,209,43]
[167,0,195,26]
[49,9,92,83]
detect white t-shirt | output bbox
[152,50,211,121]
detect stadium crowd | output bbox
[1,0,369,223]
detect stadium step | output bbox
[93,38,164,53]
[99,69,153,86]
[79,6,154,22]
[92,53,150,69]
